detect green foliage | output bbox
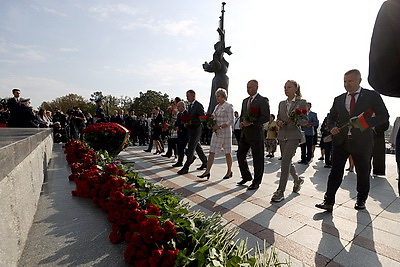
[40,93,96,115]
[130,90,171,115]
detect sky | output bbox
[0,0,398,124]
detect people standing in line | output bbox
[298,102,319,165]
[95,98,108,123]
[85,113,94,125]
[264,114,278,158]
[69,107,86,141]
[144,113,154,152]
[316,69,389,212]
[150,107,164,155]
[320,115,332,168]
[137,114,148,146]
[125,110,138,146]
[7,88,21,127]
[177,90,208,175]
[371,120,390,176]
[173,101,189,168]
[233,111,241,148]
[198,88,234,180]
[36,108,52,128]
[271,80,308,202]
[236,79,270,190]
[162,117,179,159]
[311,106,319,158]
[52,107,67,128]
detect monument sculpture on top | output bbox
[203,2,232,114]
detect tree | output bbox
[130,90,171,115]
[40,94,96,115]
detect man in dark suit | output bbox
[237,80,270,190]
[177,90,208,175]
[316,69,389,211]
[173,101,189,167]
[6,88,21,127]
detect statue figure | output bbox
[203,2,232,114]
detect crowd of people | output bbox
[1,68,398,211]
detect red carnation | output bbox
[295,108,302,115]
[302,108,307,114]
[250,106,259,116]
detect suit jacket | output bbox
[303,110,318,136]
[277,98,308,141]
[240,93,270,139]
[328,88,389,147]
[187,100,205,129]
[7,98,19,127]
[175,110,188,139]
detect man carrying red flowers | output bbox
[316,69,389,212]
[236,79,270,190]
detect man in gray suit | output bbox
[177,90,208,175]
[237,80,270,190]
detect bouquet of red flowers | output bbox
[200,114,217,129]
[289,108,308,125]
[244,106,259,123]
[180,113,191,124]
[82,122,130,157]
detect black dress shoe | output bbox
[196,164,207,171]
[315,201,334,212]
[144,149,151,152]
[222,172,233,179]
[172,163,183,167]
[247,184,259,190]
[177,169,188,175]
[237,178,251,185]
[354,199,366,210]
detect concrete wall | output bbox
[0,128,53,267]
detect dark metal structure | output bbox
[203,2,232,114]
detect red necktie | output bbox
[349,93,358,114]
[247,96,253,111]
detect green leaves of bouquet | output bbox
[82,122,130,157]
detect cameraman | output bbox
[68,107,86,140]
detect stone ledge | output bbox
[0,128,52,181]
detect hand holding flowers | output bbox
[242,107,259,127]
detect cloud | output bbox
[59,48,79,52]
[42,7,67,17]
[89,4,139,19]
[0,43,47,62]
[121,18,197,36]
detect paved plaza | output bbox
[20,143,400,266]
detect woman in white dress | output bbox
[198,88,234,180]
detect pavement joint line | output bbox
[125,150,338,266]
[123,148,400,265]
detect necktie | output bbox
[349,92,358,114]
[188,103,192,112]
[247,96,253,111]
